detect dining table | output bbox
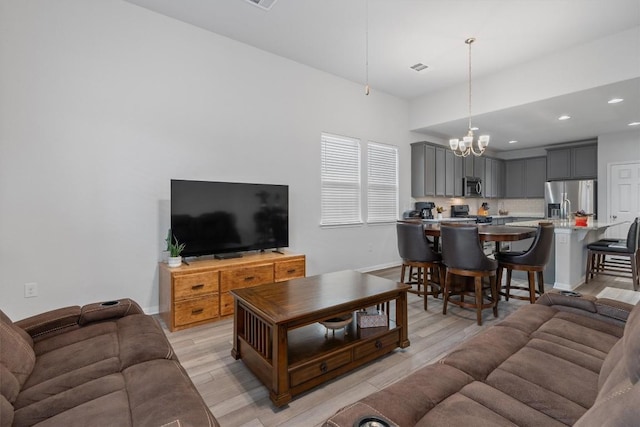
[400,220,539,252]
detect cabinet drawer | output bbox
[220,265,274,292]
[174,271,219,300]
[353,330,399,360]
[174,295,219,327]
[289,350,352,388]
[220,293,235,317]
[274,259,305,282]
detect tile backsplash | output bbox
[412,197,545,217]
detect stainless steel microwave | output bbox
[463,177,483,197]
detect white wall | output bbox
[597,129,640,220]
[0,1,415,319]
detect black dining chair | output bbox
[585,217,639,290]
[495,222,554,303]
[440,223,498,325]
[396,221,444,311]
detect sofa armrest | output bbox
[537,292,634,324]
[79,298,143,325]
[15,306,81,339]
[15,298,144,340]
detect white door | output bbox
[608,162,640,239]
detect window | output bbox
[320,133,362,226]
[367,142,398,223]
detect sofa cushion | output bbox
[417,381,566,427]
[0,312,36,390]
[440,325,530,380]
[1,394,14,427]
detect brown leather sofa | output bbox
[326,293,640,426]
[1,299,218,427]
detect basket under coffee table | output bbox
[230,270,411,407]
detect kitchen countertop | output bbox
[506,219,627,231]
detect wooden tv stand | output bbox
[159,251,305,331]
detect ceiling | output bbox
[125,0,640,151]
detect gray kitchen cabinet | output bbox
[546,143,597,180]
[546,148,571,180]
[453,155,464,197]
[473,156,485,181]
[411,143,425,197]
[505,159,525,198]
[505,157,546,198]
[435,146,446,196]
[464,156,474,177]
[572,144,598,178]
[410,142,437,197]
[444,149,455,196]
[493,159,505,198]
[524,157,547,198]
[484,158,494,198]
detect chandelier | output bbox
[449,37,490,157]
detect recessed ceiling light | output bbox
[558,115,571,121]
[508,140,518,144]
[410,63,428,72]
[629,122,640,126]
[608,98,624,104]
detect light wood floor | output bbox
[159,268,636,427]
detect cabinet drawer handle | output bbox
[244,276,255,281]
[191,284,204,290]
[320,362,328,373]
[191,308,204,315]
[375,340,383,350]
[287,269,296,273]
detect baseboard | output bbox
[357,261,402,273]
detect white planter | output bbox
[167,256,182,268]
[437,213,443,220]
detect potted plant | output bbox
[165,229,186,267]
[436,206,446,220]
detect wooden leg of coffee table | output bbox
[231,299,242,360]
[270,324,291,407]
[397,292,410,348]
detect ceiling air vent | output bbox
[410,63,429,72]
[245,0,278,10]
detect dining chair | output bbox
[396,221,444,311]
[585,217,639,290]
[440,223,498,325]
[495,222,554,303]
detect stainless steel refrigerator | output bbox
[545,180,597,219]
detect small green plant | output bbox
[165,229,186,257]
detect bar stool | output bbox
[585,217,639,290]
[396,221,444,311]
[496,222,554,303]
[440,223,498,326]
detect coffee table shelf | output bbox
[231,270,410,406]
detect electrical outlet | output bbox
[24,282,38,298]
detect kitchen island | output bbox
[507,219,628,290]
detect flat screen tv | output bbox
[170,180,289,258]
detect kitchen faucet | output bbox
[561,194,571,219]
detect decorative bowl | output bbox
[320,313,353,337]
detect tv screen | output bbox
[170,180,289,258]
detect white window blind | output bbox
[367,142,398,223]
[321,133,362,226]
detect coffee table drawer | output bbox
[174,295,219,327]
[221,265,274,292]
[289,350,352,387]
[353,330,400,360]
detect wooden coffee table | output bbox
[230,270,410,406]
